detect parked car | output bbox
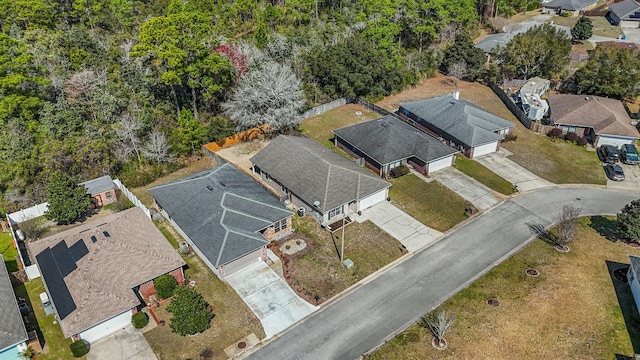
[604,164,625,181]
[599,145,619,163]
[621,144,639,165]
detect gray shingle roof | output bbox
[149,163,291,267]
[332,116,458,166]
[80,175,117,196]
[400,94,515,148]
[544,0,598,11]
[250,135,391,213]
[609,0,640,21]
[474,33,515,54]
[0,256,28,351]
[630,255,640,285]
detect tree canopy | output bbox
[571,17,593,42]
[440,31,486,81]
[574,44,640,100]
[166,286,214,336]
[617,199,640,242]
[45,171,91,224]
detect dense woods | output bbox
[0,0,545,212]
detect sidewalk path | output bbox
[474,149,554,192]
[429,167,501,211]
[356,201,443,252]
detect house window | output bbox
[567,126,577,134]
[105,191,113,199]
[389,161,402,171]
[274,219,288,233]
[328,206,343,219]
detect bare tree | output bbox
[113,114,143,162]
[420,309,455,349]
[556,204,581,248]
[142,130,174,163]
[65,69,107,121]
[222,61,305,132]
[447,61,468,85]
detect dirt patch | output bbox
[214,140,269,172]
[268,233,318,304]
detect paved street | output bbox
[245,187,638,360]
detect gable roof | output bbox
[29,207,185,338]
[544,0,598,11]
[548,94,639,139]
[332,116,458,166]
[250,135,391,213]
[474,33,515,54]
[609,0,640,21]
[0,255,28,351]
[149,163,291,268]
[80,175,117,196]
[399,94,515,148]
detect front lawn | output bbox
[300,104,379,146]
[389,175,473,232]
[549,15,623,38]
[288,216,403,303]
[144,221,264,360]
[1,231,19,272]
[366,217,638,359]
[454,154,517,195]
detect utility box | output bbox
[342,259,354,270]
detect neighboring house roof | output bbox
[544,0,597,10]
[474,33,515,54]
[149,163,291,268]
[548,94,640,139]
[400,94,515,148]
[630,255,640,284]
[609,0,640,21]
[29,207,185,338]
[250,135,391,213]
[80,175,117,196]
[0,255,28,351]
[520,77,551,95]
[332,116,458,166]
[597,41,640,51]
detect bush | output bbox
[390,165,410,178]
[503,133,518,142]
[547,128,563,138]
[132,311,149,329]
[565,132,579,142]
[167,287,215,336]
[527,2,541,11]
[70,340,88,357]
[154,274,178,299]
[577,136,588,146]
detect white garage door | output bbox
[472,142,498,158]
[597,136,635,148]
[358,189,388,211]
[620,20,640,28]
[79,310,132,343]
[428,155,454,173]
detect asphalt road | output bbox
[245,187,639,360]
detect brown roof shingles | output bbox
[29,207,185,338]
[548,94,639,139]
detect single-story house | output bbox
[332,116,458,177]
[80,175,119,208]
[474,33,515,62]
[149,163,293,278]
[627,255,640,312]
[547,94,640,147]
[250,135,391,224]
[608,0,640,28]
[398,91,516,159]
[29,207,185,344]
[0,256,29,360]
[543,0,599,16]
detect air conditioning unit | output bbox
[297,207,305,217]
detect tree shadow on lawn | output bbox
[606,260,640,355]
[589,216,625,243]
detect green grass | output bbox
[366,217,636,359]
[0,231,19,272]
[549,16,623,38]
[300,104,379,146]
[389,175,473,232]
[453,154,517,195]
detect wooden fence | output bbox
[488,82,533,129]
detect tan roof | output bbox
[548,94,639,139]
[29,207,185,338]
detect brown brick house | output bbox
[80,175,119,208]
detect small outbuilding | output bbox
[80,175,119,208]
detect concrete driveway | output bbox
[431,167,501,211]
[622,27,640,44]
[607,163,640,191]
[225,261,317,339]
[474,150,554,192]
[356,201,443,252]
[87,325,157,360]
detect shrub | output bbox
[390,165,410,178]
[167,287,215,336]
[547,128,563,138]
[565,132,579,142]
[70,340,88,357]
[502,133,518,142]
[154,274,178,299]
[132,311,149,329]
[576,136,588,146]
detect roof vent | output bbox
[219,182,226,186]
[313,200,321,207]
[102,231,110,237]
[585,96,590,100]
[453,89,460,100]
[91,235,97,243]
[206,185,214,191]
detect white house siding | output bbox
[428,156,455,173]
[628,268,640,312]
[620,20,640,28]
[79,310,132,343]
[222,248,265,277]
[358,189,388,212]
[596,135,636,148]
[472,142,499,158]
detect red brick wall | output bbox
[138,268,185,300]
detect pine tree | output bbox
[571,17,593,42]
[45,171,91,224]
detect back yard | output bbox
[549,15,623,38]
[0,231,18,272]
[300,103,379,146]
[366,217,638,359]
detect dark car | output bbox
[599,145,619,163]
[621,144,639,165]
[604,164,625,181]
